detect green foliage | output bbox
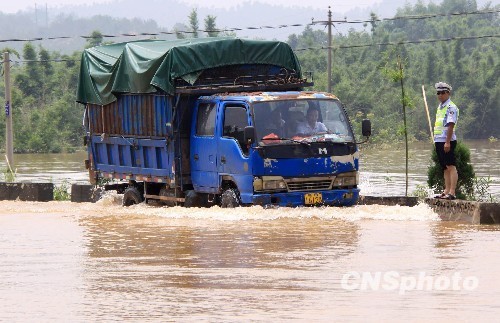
[1,168,16,182]
[204,15,218,37]
[472,176,497,202]
[427,141,475,199]
[0,48,20,61]
[0,0,498,156]
[0,44,84,153]
[53,180,71,201]
[188,9,199,38]
[86,30,104,48]
[289,0,499,142]
[412,183,431,201]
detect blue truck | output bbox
[78,38,371,207]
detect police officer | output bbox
[433,82,459,200]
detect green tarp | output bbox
[77,37,302,105]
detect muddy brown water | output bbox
[0,140,499,320]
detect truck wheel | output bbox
[220,188,241,208]
[123,187,143,206]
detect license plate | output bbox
[304,192,322,205]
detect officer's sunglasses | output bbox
[436,91,448,95]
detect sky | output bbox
[0,0,384,13]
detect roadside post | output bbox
[4,52,14,170]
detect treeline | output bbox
[0,11,169,54]
[0,9,225,153]
[0,0,499,153]
[289,0,499,142]
[0,45,82,152]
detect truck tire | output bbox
[220,188,241,208]
[122,187,143,206]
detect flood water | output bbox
[1,140,499,320]
[1,140,499,199]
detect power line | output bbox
[2,33,498,65]
[0,9,497,44]
[294,34,500,51]
[324,9,500,25]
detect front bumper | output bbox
[246,188,360,207]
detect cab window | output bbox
[223,105,249,154]
[196,102,217,136]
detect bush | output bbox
[472,176,497,202]
[1,167,16,182]
[427,141,475,200]
[53,180,71,201]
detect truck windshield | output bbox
[252,99,354,145]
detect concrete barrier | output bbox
[359,195,500,225]
[358,195,419,207]
[424,198,500,224]
[71,184,103,203]
[0,182,53,201]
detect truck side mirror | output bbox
[244,126,256,145]
[362,119,371,137]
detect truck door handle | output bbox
[220,156,226,163]
[194,154,199,160]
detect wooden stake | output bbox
[422,84,433,142]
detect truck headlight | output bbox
[254,176,287,192]
[333,172,358,187]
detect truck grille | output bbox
[285,178,333,191]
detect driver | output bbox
[296,107,327,136]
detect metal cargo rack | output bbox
[174,65,314,94]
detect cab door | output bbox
[218,103,251,175]
[191,101,219,193]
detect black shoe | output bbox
[434,193,446,199]
[444,194,456,200]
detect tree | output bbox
[38,47,54,105]
[424,49,438,82]
[15,43,42,100]
[173,23,188,39]
[86,30,104,48]
[38,48,53,77]
[0,47,20,59]
[205,15,218,37]
[188,9,199,38]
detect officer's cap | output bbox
[435,82,452,92]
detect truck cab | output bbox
[190,91,362,207]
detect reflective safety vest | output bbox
[434,101,458,135]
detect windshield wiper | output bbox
[260,137,311,146]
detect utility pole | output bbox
[327,7,332,94]
[312,7,333,93]
[4,52,14,170]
